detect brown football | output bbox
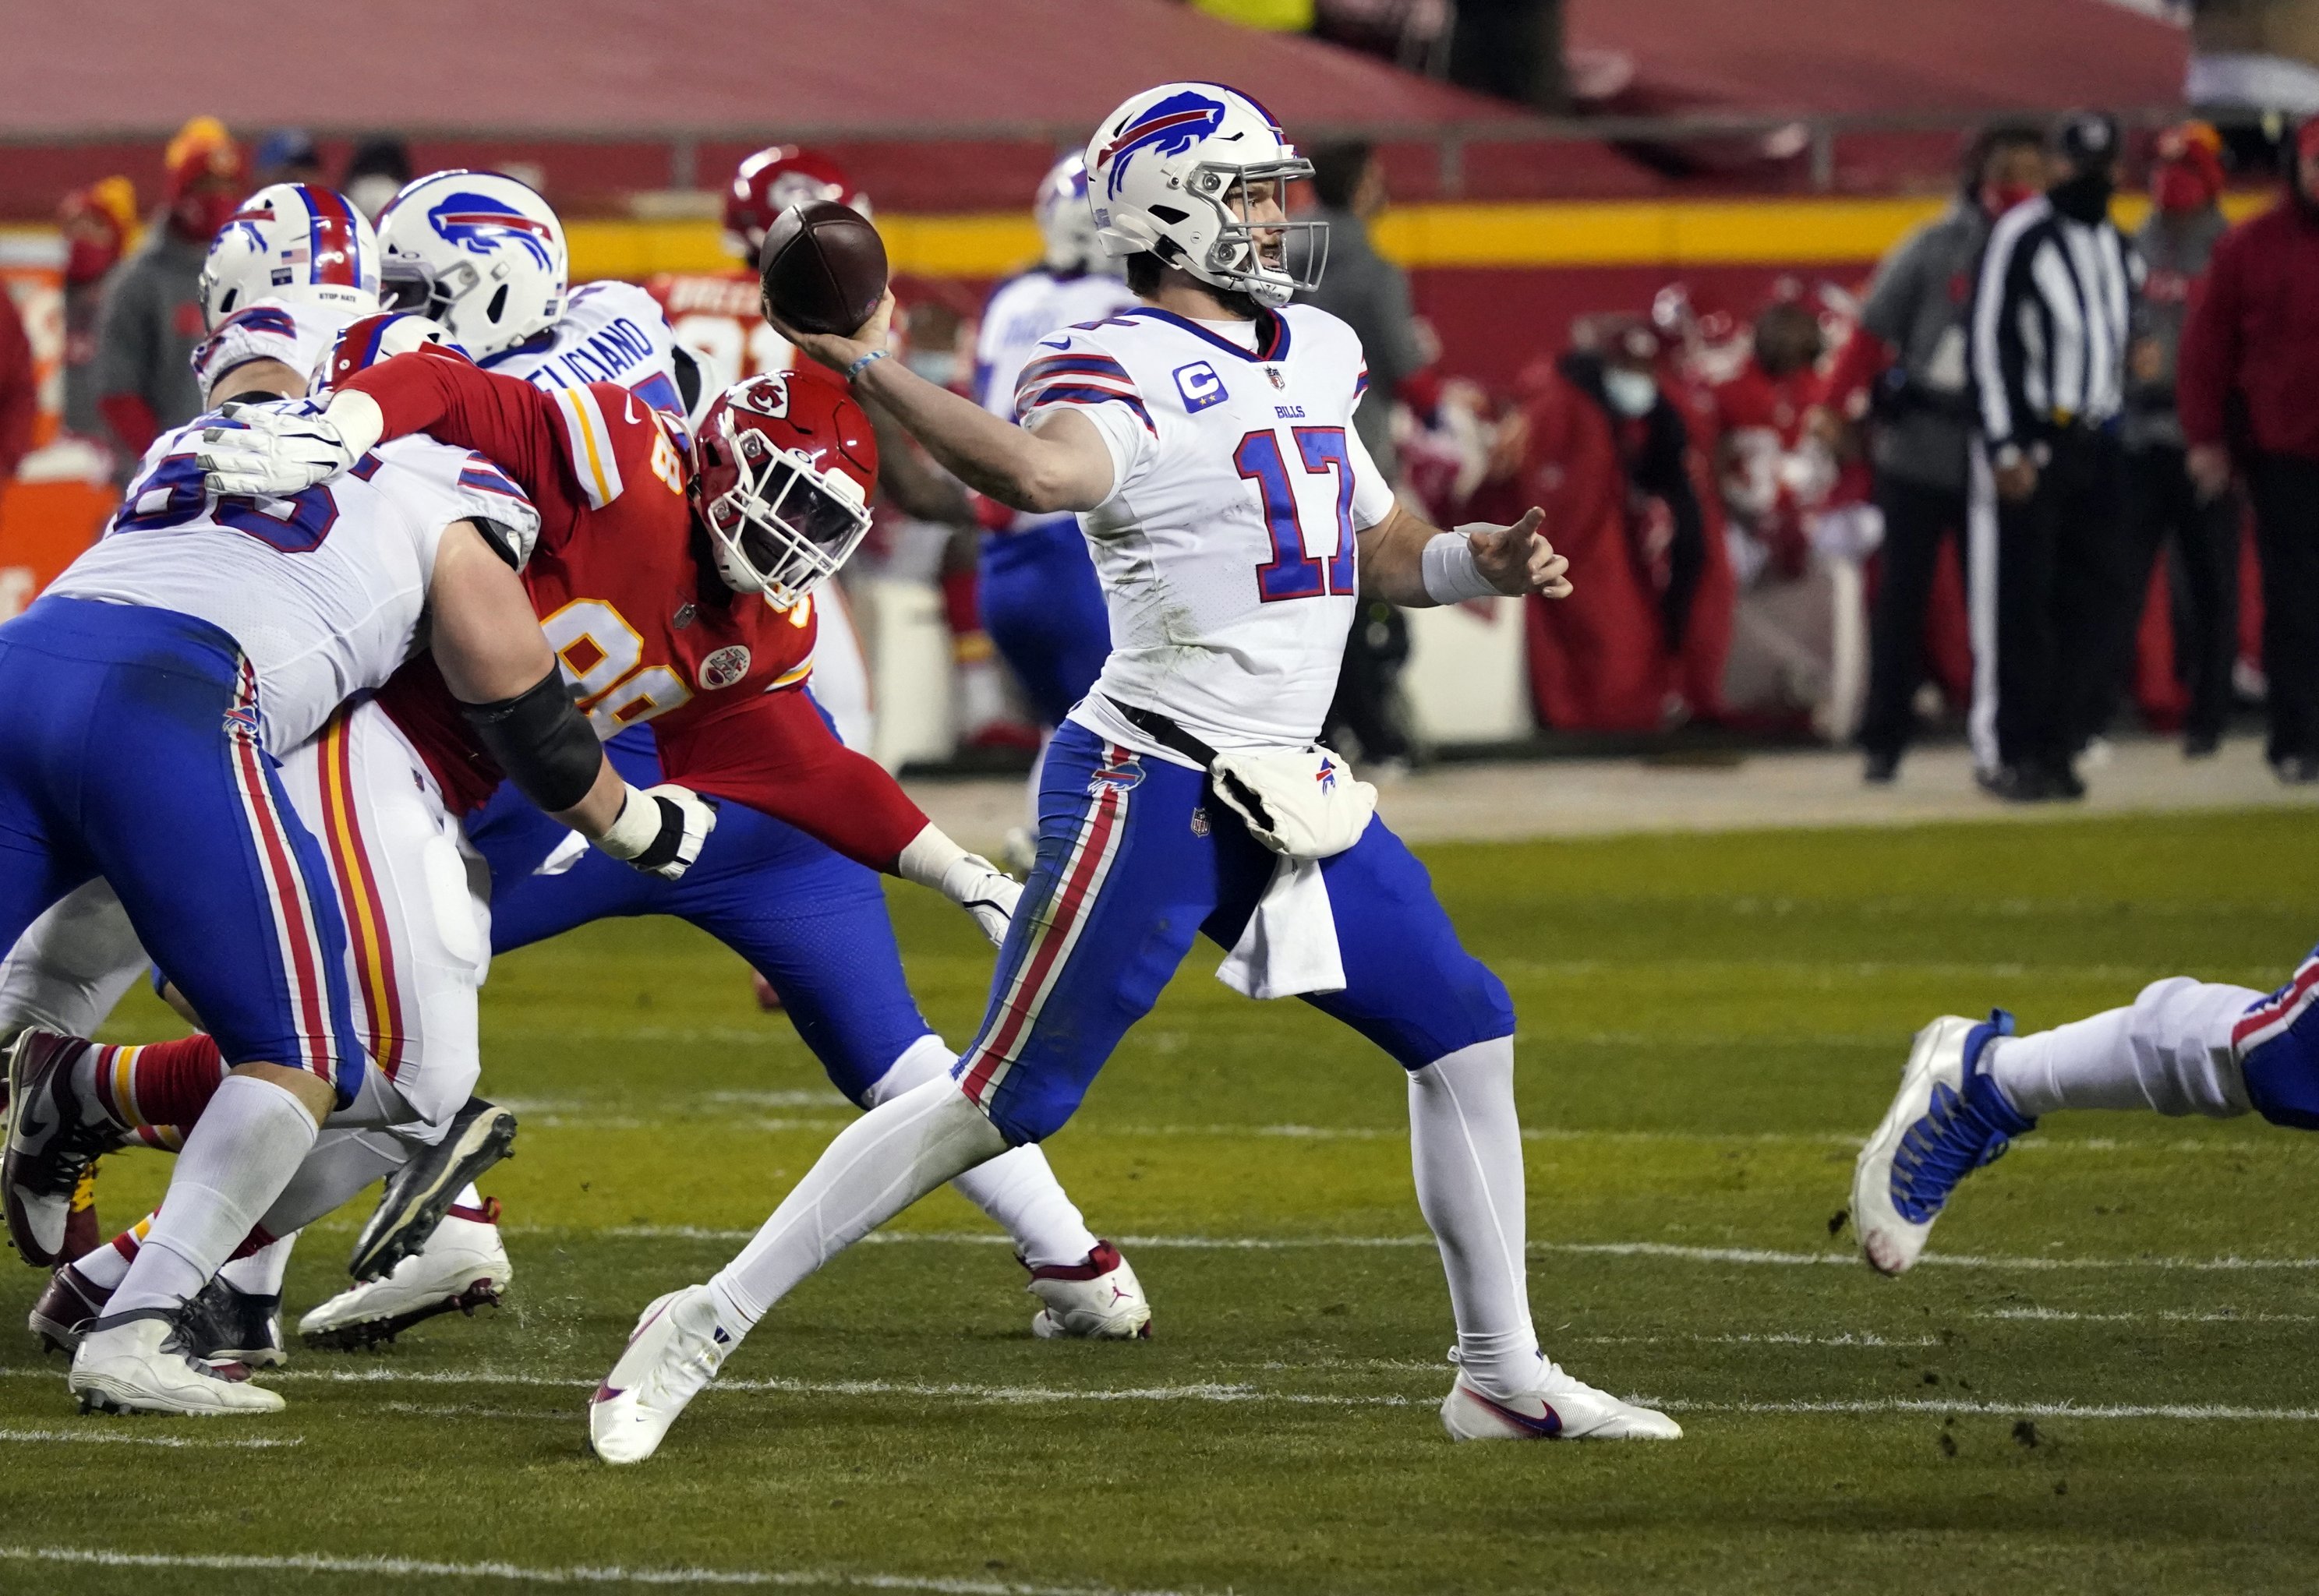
[758,200,889,337]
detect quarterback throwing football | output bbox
[584,81,1681,1462]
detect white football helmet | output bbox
[375,170,567,358]
[1084,83,1325,308]
[1034,154,1116,277]
[198,184,380,330]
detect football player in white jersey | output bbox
[971,155,1137,856]
[1,185,387,1065]
[588,83,1681,1464]
[0,343,713,1414]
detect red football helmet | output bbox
[723,147,869,266]
[691,367,879,605]
[313,312,468,394]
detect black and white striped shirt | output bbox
[1970,196,2140,451]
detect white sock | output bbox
[1408,1037,1544,1397]
[108,1075,318,1317]
[1987,978,2257,1119]
[71,1213,154,1290]
[218,1233,296,1297]
[709,1076,1007,1332]
[255,1128,406,1236]
[866,1036,1099,1269]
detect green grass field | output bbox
[3,807,2317,1594]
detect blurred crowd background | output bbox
[5,0,2319,799]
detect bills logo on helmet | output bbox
[221,204,274,254]
[698,644,751,690]
[1094,90,1227,197]
[428,192,557,270]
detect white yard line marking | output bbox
[1576,1332,1941,1348]
[2,1372,2307,1426]
[1667,1399,2319,1421]
[0,1546,1193,1594]
[539,1227,2319,1272]
[1978,1307,2319,1325]
[495,1110,2301,1161]
[0,1428,301,1449]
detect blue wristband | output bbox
[845,348,889,383]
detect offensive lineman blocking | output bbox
[580,82,1682,1460]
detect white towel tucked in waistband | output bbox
[1215,855,1345,1000]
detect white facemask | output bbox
[1603,368,1659,418]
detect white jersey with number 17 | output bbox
[1015,303,1391,761]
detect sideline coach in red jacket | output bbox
[2179,120,2319,783]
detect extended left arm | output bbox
[1356,500,1571,609]
[654,687,1022,944]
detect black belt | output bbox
[1105,696,1218,768]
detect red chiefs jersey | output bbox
[355,353,924,870]
[644,270,797,389]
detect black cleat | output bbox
[348,1097,518,1282]
[179,1276,286,1369]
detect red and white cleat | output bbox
[1026,1241,1151,1340]
[299,1204,512,1350]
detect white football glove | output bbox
[195,390,386,498]
[595,782,718,881]
[898,824,1021,948]
[944,853,1023,948]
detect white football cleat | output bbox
[300,1209,513,1350]
[1440,1356,1682,1442]
[588,1285,737,1465]
[1027,1241,1151,1340]
[70,1312,285,1415]
[1851,1011,2033,1276]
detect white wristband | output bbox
[896,822,967,890]
[595,785,661,860]
[1422,531,1501,605]
[327,389,387,457]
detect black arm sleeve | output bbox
[671,343,705,419]
[459,666,603,813]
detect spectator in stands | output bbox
[55,177,138,447]
[253,127,323,189]
[0,288,36,495]
[2116,122,2237,759]
[1299,140,1430,769]
[91,118,242,477]
[2180,118,2319,784]
[1835,119,2046,783]
[1479,319,1707,732]
[343,135,413,221]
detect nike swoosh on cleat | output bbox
[1463,1385,1563,1438]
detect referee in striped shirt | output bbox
[1967,111,2141,801]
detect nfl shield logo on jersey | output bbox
[1264,366,1285,390]
[698,644,751,690]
